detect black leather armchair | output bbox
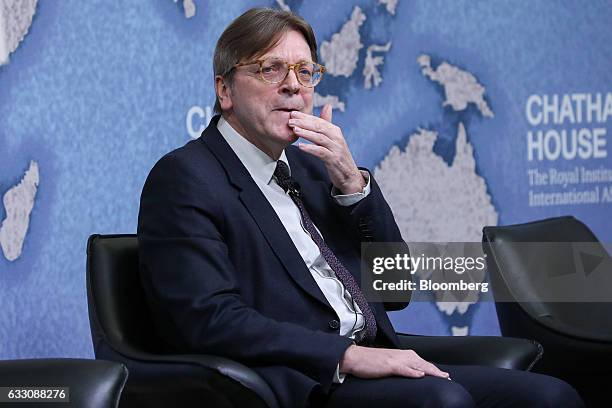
[482,216,612,407]
[87,234,543,408]
[87,234,277,408]
[0,358,127,408]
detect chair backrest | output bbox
[482,216,612,341]
[483,215,598,244]
[86,234,166,358]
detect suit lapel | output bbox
[200,118,332,310]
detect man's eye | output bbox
[298,68,313,77]
[262,64,281,73]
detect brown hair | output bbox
[213,7,318,114]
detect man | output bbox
[138,7,584,408]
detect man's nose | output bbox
[280,68,301,94]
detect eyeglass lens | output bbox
[261,58,323,86]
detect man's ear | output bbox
[215,75,233,111]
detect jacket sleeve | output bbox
[137,153,353,393]
[343,168,404,244]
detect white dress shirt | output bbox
[217,116,371,382]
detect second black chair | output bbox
[482,215,612,407]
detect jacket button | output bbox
[328,319,340,330]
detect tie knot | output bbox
[274,159,290,178]
[274,160,298,194]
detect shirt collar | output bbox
[217,116,290,185]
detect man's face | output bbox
[219,30,315,158]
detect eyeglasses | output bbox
[233,57,326,87]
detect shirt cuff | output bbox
[331,170,371,206]
[334,340,357,384]
[333,363,347,383]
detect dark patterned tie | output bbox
[273,160,377,344]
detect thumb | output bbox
[320,103,333,122]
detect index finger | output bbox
[290,110,336,136]
[416,362,450,379]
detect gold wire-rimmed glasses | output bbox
[233,57,326,87]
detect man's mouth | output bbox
[274,107,302,112]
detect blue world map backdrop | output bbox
[0,0,610,358]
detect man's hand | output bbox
[339,345,451,380]
[288,104,365,195]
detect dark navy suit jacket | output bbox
[138,115,407,407]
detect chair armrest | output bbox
[395,334,543,371]
[0,358,127,408]
[147,353,279,408]
[95,341,278,408]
